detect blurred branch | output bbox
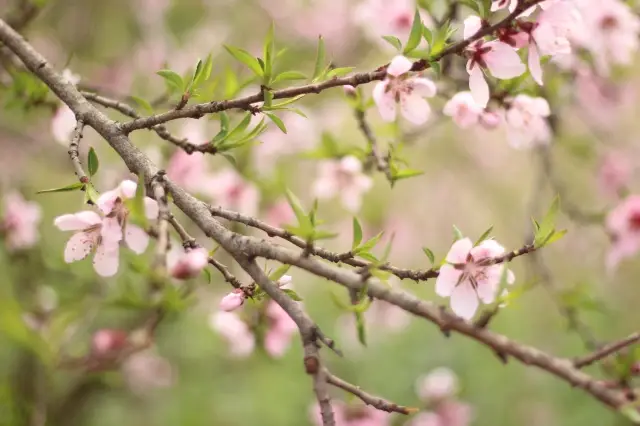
[354,108,392,181]
[151,172,170,279]
[119,0,545,133]
[574,332,640,369]
[3,0,39,31]
[325,370,416,415]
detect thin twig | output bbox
[355,108,391,181]
[68,118,87,183]
[574,332,640,369]
[208,257,243,289]
[325,370,416,415]
[151,172,170,277]
[167,214,197,248]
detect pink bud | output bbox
[219,289,246,311]
[343,85,357,97]
[479,110,502,129]
[170,247,209,279]
[92,329,128,356]
[276,275,292,287]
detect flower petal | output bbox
[387,55,412,77]
[435,265,463,297]
[484,41,526,79]
[144,197,159,219]
[411,77,437,98]
[55,211,101,231]
[119,180,138,199]
[400,94,431,125]
[463,15,482,39]
[93,243,120,277]
[64,232,95,262]
[528,43,543,85]
[445,238,473,263]
[125,224,149,254]
[372,81,397,122]
[96,190,119,215]
[468,65,489,108]
[450,283,479,319]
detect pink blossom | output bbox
[575,66,633,128]
[264,300,298,358]
[406,412,442,426]
[168,247,209,280]
[416,367,458,402]
[605,195,640,270]
[505,94,551,148]
[121,349,174,395]
[373,56,437,125]
[276,274,293,287]
[209,311,255,358]
[598,152,631,197]
[436,237,515,319]
[479,110,503,129]
[219,289,246,312]
[1,191,41,251]
[54,211,122,277]
[311,401,390,426]
[464,16,526,107]
[312,156,373,213]
[166,121,210,193]
[205,169,260,217]
[443,92,484,129]
[51,104,77,145]
[264,200,296,227]
[436,401,473,426]
[97,179,159,254]
[91,329,128,357]
[354,0,431,50]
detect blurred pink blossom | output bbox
[91,329,128,357]
[205,169,260,217]
[312,156,372,213]
[122,349,174,395]
[416,367,459,402]
[598,152,631,197]
[464,16,526,107]
[505,94,551,149]
[209,311,255,358]
[51,104,77,145]
[166,121,210,193]
[263,300,298,358]
[575,67,634,128]
[605,195,640,270]
[168,247,209,280]
[443,92,484,129]
[219,289,246,312]
[264,199,296,227]
[311,401,390,426]
[373,56,437,125]
[1,191,41,251]
[436,237,514,319]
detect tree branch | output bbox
[574,332,640,369]
[68,118,87,183]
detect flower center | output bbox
[628,211,640,231]
[394,13,412,30]
[600,15,618,31]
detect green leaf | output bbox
[452,225,464,241]
[312,36,326,81]
[202,268,212,284]
[382,35,403,51]
[156,69,184,92]
[263,22,276,83]
[268,264,291,282]
[224,45,264,77]
[535,195,560,247]
[129,95,154,114]
[84,183,100,205]
[87,147,99,177]
[192,54,213,88]
[392,168,424,181]
[542,229,567,246]
[423,247,435,265]
[271,94,306,108]
[224,113,252,140]
[282,289,303,301]
[458,0,483,15]
[272,71,307,83]
[264,112,287,133]
[127,174,148,228]
[620,404,640,424]
[358,252,379,263]
[312,230,338,240]
[36,182,84,194]
[356,312,367,346]
[474,225,493,246]
[352,217,363,250]
[403,9,423,54]
[423,26,433,47]
[355,231,384,254]
[326,67,355,79]
[285,189,311,231]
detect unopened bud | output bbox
[92,329,128,356]
[480,111,502,129]
[343,85,357,97]
[170,247,209,279]
[219,289,246,312]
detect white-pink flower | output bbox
[2,191,41,251]
[443,91,484,129]
[51,104,77,146]
[464,16,526,107]
[54,211,122,277]
[209,311,255,358]
[416,367,458,402]
[205,169,260,217]
[264,300,298,358]
[598,152,631,197]
[312,156,372,213]
[373,56,437,125]
[605,195,640,271]
[219,289,246,312]
[505,94,551,148]
[97,179,159,254]
[168,247,209,279]
[121,349,174,395]
[166,121,210,194]
[436,237,515,319]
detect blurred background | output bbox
[1,0,640,425]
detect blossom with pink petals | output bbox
[91,329,128,357]
[209,311,256,358]
[505,94,551,149]
[605,195,640,270]
[166,121,210,193]
[54,211,122,277]
[312,156,372,213]
[51,104,77,145]
[373,56,437,125]
[168,247,209,279]
[264,300,298,358]
[311,400,390,426]
[205,169,260,217]
[464,16,526,107]
[1,191,41,251]
[443,92,484,129]
[598,152,631,197]
[219,289,246,312]
[416,367,458,402]
[97,179,159,255]
[265,200,296,227]
[122,349,174,395]
[436,237,515,319]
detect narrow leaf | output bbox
[326,67,355,79]
[474,225,494,246]
[272,70,307,83]
[403,9,423,53]
[312,36,326,81]
[224,45,264,76]
[452,225,464,241]
[352,217,363,250]
[87,147,99,177]
[264,112,287,133]
[423,247,435,264]
[129,95,154,114]
[268,264,291,282]
[156,69,184,92]
[36,182,84,194]
[381,35,402,51]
